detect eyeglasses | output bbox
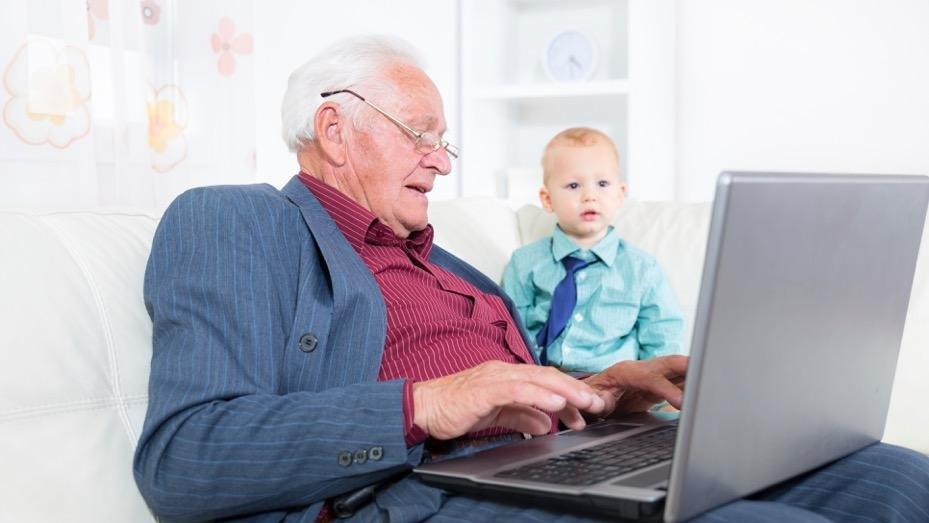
[320,89,459,159]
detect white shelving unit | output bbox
[475,79,631,100]
[458,0,676,207]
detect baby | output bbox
[502,127,683,373]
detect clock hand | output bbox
[568,55,581,79]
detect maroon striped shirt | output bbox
[299,173,540,444]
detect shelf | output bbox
[474,79,630,100]
[459,0,676,200]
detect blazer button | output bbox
[369,446,383,461]
[298,333,318,353]
[338,451,352,467]
[353,449,368,464]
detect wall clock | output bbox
[542,30,599,82]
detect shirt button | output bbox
[574,313,583,322]
[578,273,587,281]
[338,451,352,467]
[354,449,368,464]
[369,446,384,461]
[298,333,318,353]
[563,345,572,355]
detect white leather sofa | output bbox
[1,198,927,521]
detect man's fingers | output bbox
[491,381,570,412]
[556,405,586,432]
[661,355,689,378]
[415,361,620,440]
[593,389,617,414]
[485,365,605,413]
[642,375,684,409]
[490,380,598,415]
[495,405,554,436]
[517,366,606,412]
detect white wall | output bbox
[6,2,929,206]
[252,1,460,199]
[675,0,929,201]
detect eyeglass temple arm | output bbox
[319,89,422,139]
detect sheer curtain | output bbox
[1,0,256,212]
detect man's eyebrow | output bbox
[414,115,439,131]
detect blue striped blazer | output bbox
[133,176,535,521]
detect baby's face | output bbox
[540,143,626,246]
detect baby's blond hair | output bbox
[541,127,621,184]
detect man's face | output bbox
[540,142,627,246]
[346,65,451,238]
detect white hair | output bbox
[281,34,425,152]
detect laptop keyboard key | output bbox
[494,426,676,487]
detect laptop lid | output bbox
[664,172,929,522]
[414,171,928,522]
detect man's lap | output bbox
[378,443,929,522]
[747,442,929,523]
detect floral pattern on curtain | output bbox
[0,0,256,211]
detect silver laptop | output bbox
[414,172,929,522]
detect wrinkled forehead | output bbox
[380,63,446,130]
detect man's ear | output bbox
[314,103,347,166]
[619,182,628,197]
[539,185,554,212]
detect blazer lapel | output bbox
[281,176,539,373]
[281,176,387,382]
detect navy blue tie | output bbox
[536,256,595,364]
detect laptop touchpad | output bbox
[612,463,671,489]
[561,421,640,440]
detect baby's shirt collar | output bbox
[550,225,620,267]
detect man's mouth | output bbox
[405,183,432,194]
[581,210,599,220]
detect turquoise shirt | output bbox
[502,226,684,372]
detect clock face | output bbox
[543,30,598,82]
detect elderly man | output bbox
[134,36,929,522]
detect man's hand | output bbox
[584,355,688,416]
[412,361,608,440]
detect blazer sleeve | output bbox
[133,187,422,522]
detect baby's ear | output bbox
[539,186,554,212]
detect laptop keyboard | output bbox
[494,425,677,486]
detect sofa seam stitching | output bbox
[0,395,149,423]
[0,209,159,219]
[35,217,139,443]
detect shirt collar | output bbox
[298,171,434,257]
[550,225,620,267]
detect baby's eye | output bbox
[566,182,580,190]
[598,180,611,188]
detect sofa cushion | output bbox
[429,197,523,282]
[0,210,156,521]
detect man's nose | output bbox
[421,147,452,175]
